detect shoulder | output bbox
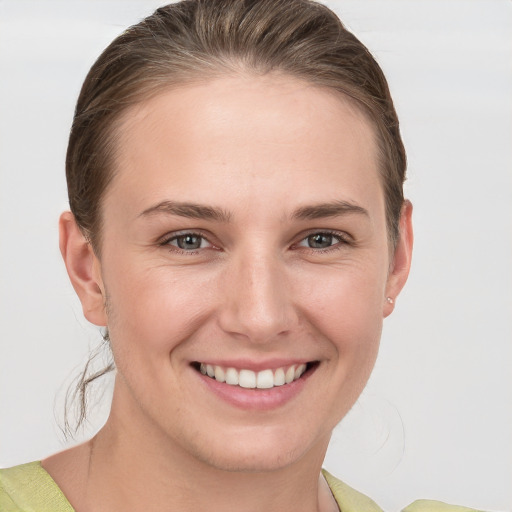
[322,470,487,512]
[0,461,74,512]
[322,469,384,512]
[402,501,487,512]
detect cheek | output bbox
[296,263,385,366]
[298,260,386,325]
[103,260,213,360]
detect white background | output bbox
[0,1,510,511]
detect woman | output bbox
[0,1,498,510]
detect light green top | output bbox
[0,462,73,512]
[0,462,485,512]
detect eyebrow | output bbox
[138,199,368,223]
[292,200,369,220]
[138,200,232,222]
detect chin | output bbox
[181,423,329,473]
[196,445,303,473]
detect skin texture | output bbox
[45,74,413,512]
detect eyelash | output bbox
[158,229,352,254]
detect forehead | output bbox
[108,74,382,219]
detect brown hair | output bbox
[64,0,406,435]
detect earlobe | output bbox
[59,211,107,326]
[384,200,413,318]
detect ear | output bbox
[383,200,413,318]
[59,211,107,326]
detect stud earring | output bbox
[386,297,394,304]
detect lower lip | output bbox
[196,366,316,411]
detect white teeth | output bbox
[225,367,239,385]
[256,369,274,389]
[199,363,310,389]
[214,366,225,383]
[295,364,307,379]
[285,365,296,384]
[274,368,285,386]
[239,369,256,389]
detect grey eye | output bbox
[306,233,334,249]
[173,234,205,250]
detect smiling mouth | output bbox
[193,362,317,389]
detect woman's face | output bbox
[75,74,411,472]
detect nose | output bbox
[217,249,298,343]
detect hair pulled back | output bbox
[67,0,406,253]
